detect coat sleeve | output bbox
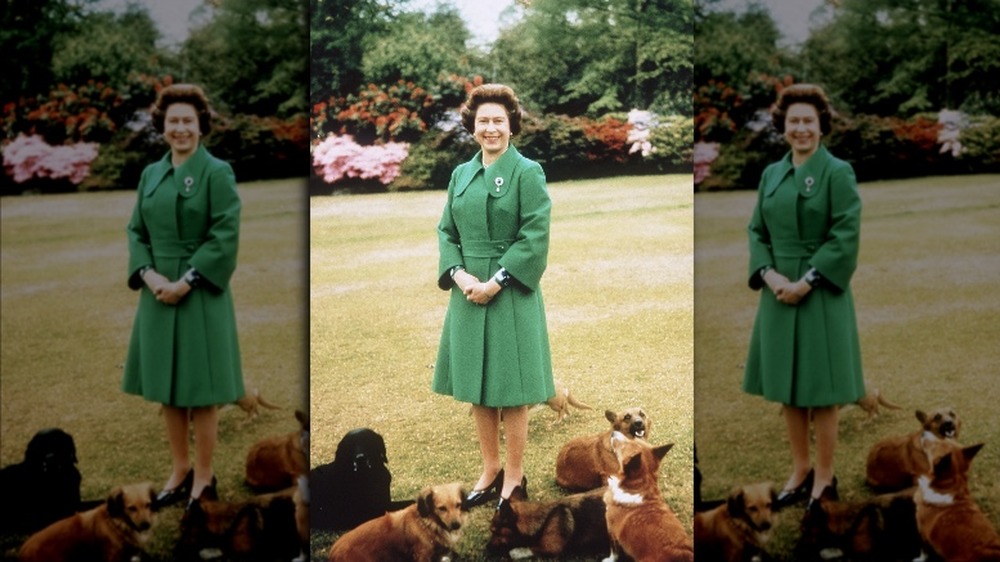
[809,161,861,293]
[499,160,550,292]
[126,167,154,290]
[188,162,240,291]
[747,171,774,290]
[437,167,465,290]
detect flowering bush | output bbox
[693,142,719,184]
[312,135,409,185]
[2,134,99,186]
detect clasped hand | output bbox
[143,270,192,305]
[454,270,499,305]
[764,270,812,306]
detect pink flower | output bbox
[311,135,409,185]
[693,142,719,185]
[2,134,100,184]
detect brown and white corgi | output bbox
[914,440,1000,562]
[602,431,692,562]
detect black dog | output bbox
[310,427,411,530]
[0,428,83,534]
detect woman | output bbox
[743,83,865,512]
[123,84,244,509]
[434,84,555,510]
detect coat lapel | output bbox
[143,152,173,197]
[794,144,831,198]
[486,145,521,199]
[453,151,484,197]
[174,145,210,199]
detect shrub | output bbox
[390,123,478,192]
[208,114,311,182]
[312,134,409,186]
[2,134,99,194]
[649,115,695,171]
[959,115,1000,169]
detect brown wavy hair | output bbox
[460,84,523,135]
[772,83,834,135]
[151,84,213,135]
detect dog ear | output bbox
[417,486,435,517]
[623,450,645,477]
[915,410,927,424]
[107,487,125,518]
[727,488,744,516]
[962,443,984,464]
[605,410,617,423]
[652,443,673,462]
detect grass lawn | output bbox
[0,179,308,561]
[309,174,694,561]
[694,174,1000,560]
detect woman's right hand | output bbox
[452,269,480,292]
[762,269,792,295]
[142,269,170,293]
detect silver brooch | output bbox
[805,176,814,192]
[494,177,504,188]
[184,176,194,192]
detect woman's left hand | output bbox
[464,281,500,306]
[155,280,192,305]
[775,279,811,306]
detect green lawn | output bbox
[694,174,1000,560]
[0,179,308,561]
[309,175,694,561]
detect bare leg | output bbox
[500,405,528,498]
[811,405,839,497]
[470,405,502,491]
[781,405,812,491]
[162,405,192,490]
[190,405,219,497]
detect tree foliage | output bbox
[693,3,788,94]
[360,7,472,89]
[494,0,693,116]
[51,6,161,89]
[182,0,308,117]
[800,0,1000,115]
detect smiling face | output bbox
[474,103,511,164]
[163,103,201,160]
[783,102,822,162]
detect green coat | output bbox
[743,145,865,407]
[122,145,245,407]
[433,145,556,407]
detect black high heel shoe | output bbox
[153,469,193,509]
[496,476,528,512]
[805,476,838,514]
[185,476,219,511]
[465,470,504,509]
[774,468,813,510]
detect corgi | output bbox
[865,407,960,491]
[602,432,692,562]
[694,482,775,562]
[914,441,1000,562]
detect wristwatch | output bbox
[492,268,511,288]
[804,268,822,288]
[183,268,202,288]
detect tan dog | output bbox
[602,432,692,562]
[18,482,156,562]
[914,440,1000,562]
[328,481,468,562]
[234,386,282,425]
[694,482,775,562]
[865,407,960,491]
[556,407,651,491]
[541,378,593,423]
[488,486,609,558]
[246,410,309,491]
[855,383,903,423]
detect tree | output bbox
[51,5,161,89]
[310,0,399,106]
[801,0,1000,116]
[360,6,472,88]
[493,0,694,116]
[0,0,94,103]
[693,3,786,94]
[182,0,309,117]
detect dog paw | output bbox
[509,547,534,559]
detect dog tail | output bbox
[875,390,903,410]
[255,389,283,410]
[566,394,593,411]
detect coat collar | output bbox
[764,144,833,197]
[143,144,211,197]
[454,144,523,197]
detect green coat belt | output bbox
[433,145,556,407]
[743,145,865,407]
[122,145,245,407]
